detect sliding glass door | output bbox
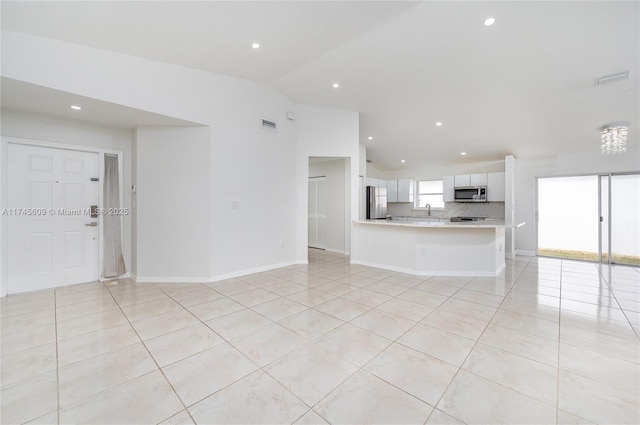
[538,175,599,261]
[538,173,640,265]
[604,174,640,265]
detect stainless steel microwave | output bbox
[454,186,487,202]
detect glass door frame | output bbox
[600,171,640,265]
[536,171,639,265]
[598,174,607,263]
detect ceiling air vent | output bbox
[596,71,631,86]
[261,118,277,131]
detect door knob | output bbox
[85,222,98,227]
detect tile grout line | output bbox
[54,288,61,425]
[301,266,495,424]
[151,283,320,422]
[12,252,635,424]
[103,282,199,425]
[597,263,640,340]
[142,283,283,420]
[423,256,535,420]
[209,253,620,421]
[227,258,416,424]
[305,257,529,424]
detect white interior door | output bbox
[308,177,326,249]
[8,144,100,293]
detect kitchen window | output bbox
[415,180,444,209]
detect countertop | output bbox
[354,219,507,229]
[355,219,526,229]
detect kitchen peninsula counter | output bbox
[351,219,506,277]
[357,219,506,228]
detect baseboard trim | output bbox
[325,248,345,255]
[516,249,536,257]
[211,260,302,282]
[350,259,506,277]
[133,275,213,283]
[132,260,307,284]
[100,272,131,283]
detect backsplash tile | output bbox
[387,202,504,219]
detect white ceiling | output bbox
[1,78,201,129]
[2,1,638,170]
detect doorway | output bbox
[308,157,350,254]
[537,173,640,265]
[7,143,100,293]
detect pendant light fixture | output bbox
[601,122,628,154]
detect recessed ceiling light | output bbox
[401,159,406,163]
[484,17,496,26]
[368,136,373,140]
[70,105,82,110]
[435,122,443,127]
[332,83,340,88]
[251,43,260,49]
[461,152,467,156]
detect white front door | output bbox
[8,144,100,293]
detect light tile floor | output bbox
[1,250,639,424]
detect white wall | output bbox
[134,126,211,280]
[2,30,301,281]
[516,151,640,254]
[0,109,133,278]
[309,158,347,253]
[209,111,298,279]
[296,105,359,261]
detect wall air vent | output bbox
[596,71,631,86]
[261,118,277,131]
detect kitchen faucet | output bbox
[425,203,431,216]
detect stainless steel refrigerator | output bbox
[366,186,387,219]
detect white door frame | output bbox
[1,136,124,296]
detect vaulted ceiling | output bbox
[2,1,638,170]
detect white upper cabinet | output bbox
[397,179,414,202]
[470,173,488,186]
[487,172,506,202]
[454,174,470,187]
[443,175,455,202]
[455,173,488,187]
[446,172,504,202]
[365,177,385,187]
[386,180,398,202]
